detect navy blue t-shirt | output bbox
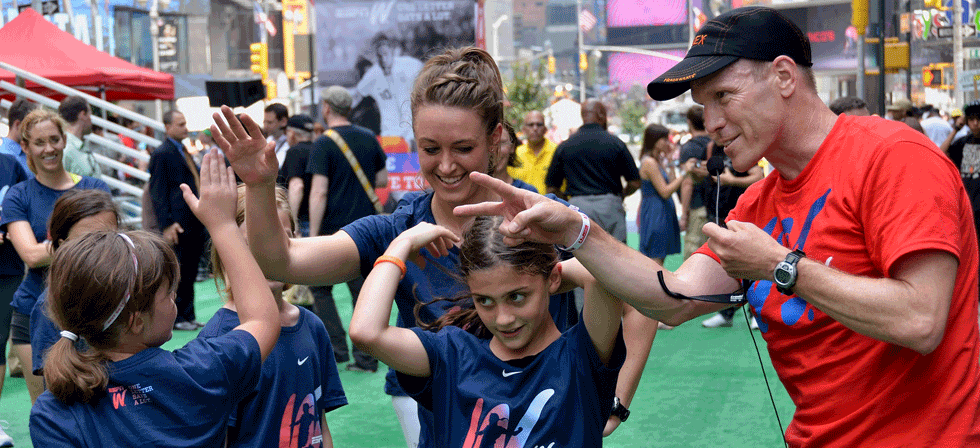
[198,306,348,448]
[30,289,65,375]
[30,330,262,447]
[0,154,30,277]
[342,192,577,396]
[397,322,626,447]
[511,178,539,194]
[1,176,110,315]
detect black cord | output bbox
[715,172,721,228]
[715,169,788,448]
[741,306,789,448]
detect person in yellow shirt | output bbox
[508,110,558,193]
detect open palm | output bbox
[209,105,278,185]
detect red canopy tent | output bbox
[0,9,174,101]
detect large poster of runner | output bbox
[315,0,476,198]
[315,0,475,146]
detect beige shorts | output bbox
[683,206,709,259]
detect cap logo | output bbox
[662,73,697,83]
[693,34,706,46]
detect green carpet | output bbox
[0,239,795,447]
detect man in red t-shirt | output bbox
[457,6,980,447]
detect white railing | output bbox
[0,61,165,132]
[0,61,178,229]
[0,85,162,148]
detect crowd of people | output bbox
[0,5,979,448]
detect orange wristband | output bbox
[374,255,407,279]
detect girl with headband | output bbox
[29,151,281,447]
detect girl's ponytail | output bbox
[42,336,109,404]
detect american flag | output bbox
[254,2,277,36]
[580,8,597,32]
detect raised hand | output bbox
[389,222,460,266]
[180,149,239,231]
[703,220,789,281]
[209,105,278,186]
[453,172,581,247]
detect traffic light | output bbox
[922,63,953,89]
[250,42,268,81]
[547,56,556,74]
[851,0,867,35]
[579,52,588,71]
[266,80,277,100]
[923,67,942,87]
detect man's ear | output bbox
[771,56,798,98]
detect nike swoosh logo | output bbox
[298,356,310,366]
[502,370,522,377]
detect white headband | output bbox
[101,233,138,331]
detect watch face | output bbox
[774,264,793,284]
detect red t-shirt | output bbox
[698,114,980,447]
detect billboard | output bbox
[607,0,686,27]
[315,0,475,148]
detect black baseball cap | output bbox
[286,114,314,132]
[965,101,980,118]
[647,6,813,101]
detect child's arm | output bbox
[603,304,658,436]
[321,414,333,448]
[181,150,280,361]
[562,259,623,365]
[349,222,460,377]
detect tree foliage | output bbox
[618,85,648,141]
[504,61,550,128]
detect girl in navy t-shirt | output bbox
[30,151,283,447]
[349,215,627,447]
[198,184,347,448]
[31,189,121,377]
[209,47,583,446]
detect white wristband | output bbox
[559,210,591,252]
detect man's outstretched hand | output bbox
[454,172,581,247]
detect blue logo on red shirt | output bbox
[747,189,830,331]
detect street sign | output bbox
[969,48,980,59]
[958,69,980,91]
[17,1,58,15]
[938,24,977,38]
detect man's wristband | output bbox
[558,208,591,252]
[374,255,406,279]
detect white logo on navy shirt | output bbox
[502,370,522,377]
[297,356,310,366]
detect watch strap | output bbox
[611,397,630,422]
[775,249,805,295]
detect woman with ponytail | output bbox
[0,108,110,403]
[210,47,580,447]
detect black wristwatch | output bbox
[773,249,805,295]
[611,396,630,422]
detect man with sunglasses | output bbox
[509,110,557,193]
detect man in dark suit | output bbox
[148,110,203,331]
